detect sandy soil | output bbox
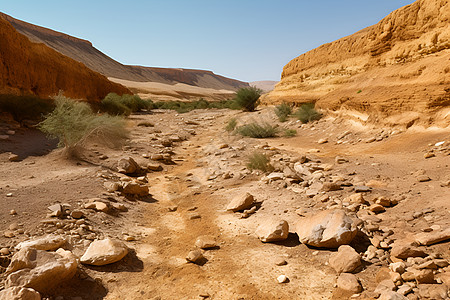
[0,107,449,299]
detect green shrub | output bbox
[234,86,262,112]
[247,152,273,173]
[294,103,322,124]
[225,118,237,132]
[274,103,292,122]
[284,129,297,137]
[236,122,278,138]
[101,93,152,116]
[38,95,128,156]
[152,99,240,113]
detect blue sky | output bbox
[2,1,415,82]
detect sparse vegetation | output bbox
[101,93,152,116]
[247,152,273,173]
[233,86,263,112]
[356,89,362,94]
[274,103,292,122]
[153,99,240,113]
[38,95,128,156]
[284,129,297,137]
[225,118,237,132]
[236,122,278,138]
[294,103,322,124]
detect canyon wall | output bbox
[264,0,450,125]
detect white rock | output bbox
[195,236,217,249]
[295,210,357,248]
[6,248,77,294]
[267,172,284,181]
[277,275,289,283]
[255,220,289,242]
[80,238,128,266]
[15,235,66,251]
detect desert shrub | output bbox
[274,103,292,122]
[284,129,297,137]
[38,95,128,156]
[247,152,273,173]
[233,86,263,112]
[236,122,278,138]
[225,118,237,132]
[294,103,322,124]
[152,99,240,113]
[0,94,55,122]
[101,93,152,116]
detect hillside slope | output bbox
[0,12,248,92]
[264,0,450,126]
[0,17,130,101]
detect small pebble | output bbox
[277,275,289,283]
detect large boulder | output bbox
[80,238,128,266]
[0,287,41,300]
[329,245,361,273]
[6,248,77,294]
[295,210,357,248]
[226,193,254,212]
[15,236,66,251]
[255,220,289,242]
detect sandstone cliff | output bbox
[264,0,450,126]
[0,17,130,101]
[0,12,248,92]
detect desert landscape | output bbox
[0,0,449,300]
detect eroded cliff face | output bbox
[264,0,450,126]
[0,12,248,91]
[0,17,130,101]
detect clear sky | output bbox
[2,0,415,82]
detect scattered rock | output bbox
[369,204,386,214]
[329,245,361,273]
[389,262,406,274]
[267,172,284,181]
[104,182,120,192]
[412,269,435,284]
[317,138,328,144]
[417,175,431,182]
[379,291,408,300]
[274,257,287,266]
[337,273,362,293]
[84,201,109,213]
[414,228,450,246]
[8,154,19,162]
[70,210,84,219]
[335,156,349,164]
[15,235,66,251]
[0,247,10,255]
[0,287,41,300]
[4,230,15,238]
[423,152,435,159]
[375,280,396,296]
[80,238,128,266]
[186,250,204,264]
[147,163,163,171]
[195,236,217,249]
[117,157,140,174]
[121,181,149,196]
[322,182,341,192]
[354,185,371,193]
[390,240,426,259]
[255,220,289,242]
[6,248,77,294]
[295,210,357,248]
[277,275,289,283]
[226,192,254,212]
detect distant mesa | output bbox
[0,13,130,101]
[263,0,450,126]
[250,81,278,92]
[0,12,248,101]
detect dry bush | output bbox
[38,95,128,157]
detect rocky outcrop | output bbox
[0,12,248,92]
[264,0,450,126]
[0,17,130,101]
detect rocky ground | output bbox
[0,107,449,300]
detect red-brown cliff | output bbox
[0,17,130,101]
